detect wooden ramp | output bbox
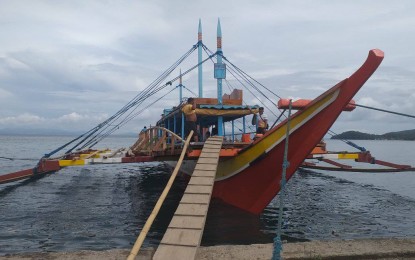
[153,136,223,260]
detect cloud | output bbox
[0,113,45,125]
[0,0,414,136]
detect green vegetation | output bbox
[331,129,415,140]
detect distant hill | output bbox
[0,128,137,137]
[331,129,415,141]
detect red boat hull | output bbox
[212,49,384,214]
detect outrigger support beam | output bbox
[0,159,61,185]
[302,150,414,172]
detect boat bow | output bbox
[212,49,384,214]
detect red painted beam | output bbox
[374,159,411,169]
[322,159,352,169]
[0,160,61,184]
[0,169,35,184]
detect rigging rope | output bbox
[222,55,281,99]
[273,100,292,260]
[203,44,282,109]
[203,45,278,117]
[203,45,284,127]
[0,156,38,161]
[41,44,207,158]
[82,51,216,149]
[354,103,415,119]
[327,130,367,152]
[88,87,178,148]
[60,46,197,155]
[223,78,255,132]
[183,85,198,97]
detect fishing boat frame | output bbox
[1,20,413,215]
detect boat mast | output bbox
[198,19,203,98]
[179,70,185,139]
[214,18,226,136]
[179,69,183,102]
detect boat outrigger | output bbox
[1,20,413,215]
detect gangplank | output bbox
[153,136,223,260]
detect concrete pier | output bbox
[1,238,414,259]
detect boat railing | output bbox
[129,126,185,156]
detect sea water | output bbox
[0,136,414,254]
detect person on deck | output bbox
[182,98,198,142]
[256,107,268,134]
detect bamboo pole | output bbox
[127,130,194,260]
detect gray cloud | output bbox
[0,0,414,136]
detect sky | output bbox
[0,0,414,136]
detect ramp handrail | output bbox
[127,130,194,260]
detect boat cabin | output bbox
[156,89,260,144]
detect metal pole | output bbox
[273,100,292,260]
[198,19,203,98]
[173,114,176,134]
[216,18,224,136]
[232,120,235,142]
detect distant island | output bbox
[331,129,415,141]
[0,127,137,137]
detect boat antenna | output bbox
[215,18,225,136]
[179,69,183,102]
[198,18,203,98]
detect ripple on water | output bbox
[0,164,415,255]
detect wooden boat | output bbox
[148,48,384,214]
[0,21,394,215]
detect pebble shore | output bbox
[1,238,414,259]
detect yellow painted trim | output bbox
[59,160,86,166]
[338,153,359,159]
[216,90,339,179]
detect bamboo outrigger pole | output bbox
[127,131,194,260]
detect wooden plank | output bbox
[175,203,209,216]
[160,228,201,246]
[208,136,223,140]
[153,245,197,260]
[192,170,216,177]
[205,140,222,146]
[168,215,205,229]
[188,176,214,185]
[185,185,212,194]
[153,136,223,260]
[203,143,222,148]
[127,131,194,260]
[194,163,218,171]
[180,193,210,204]
[207,142,223,145]
[199,152,220,159]
[199,148,219,153]
[197,157,219,164]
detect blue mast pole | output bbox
[215,18,225,136]
[179,69,183,102]
[179,70,185,139]
[173,115,176,133]
[198,19,203,98]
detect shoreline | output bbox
[1,238,414,259]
